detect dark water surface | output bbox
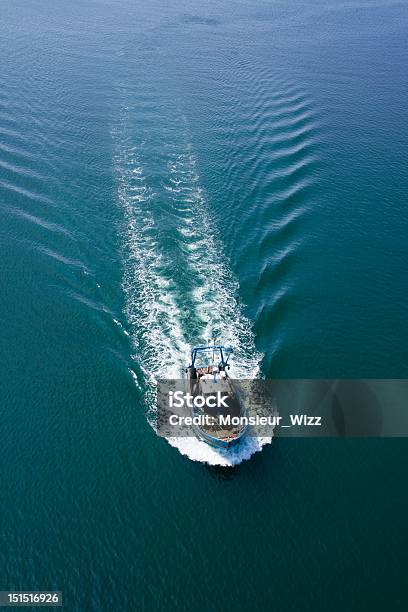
[1,0,408,609]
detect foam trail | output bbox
[113,116,272,466]
[114,140,190,379]
[164,145,261,378]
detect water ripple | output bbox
[208,56,325,373]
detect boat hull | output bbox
[192,422,246,449]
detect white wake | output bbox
[113,116,272,466]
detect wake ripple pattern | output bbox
[207,55,324,371]
[113,111,269,466]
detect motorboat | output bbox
[185,344,248,448]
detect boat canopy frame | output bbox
[189,345,233,369]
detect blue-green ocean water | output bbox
[1,0,408,609]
